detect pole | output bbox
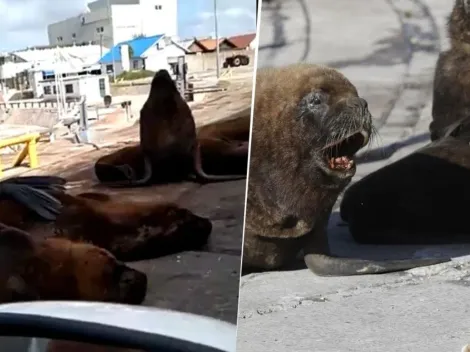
[99,34,103,59]
[112,48,116,81]
[213,0,220,79]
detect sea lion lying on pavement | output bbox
[243,63,447,276]
[0,189,212,262]
[341,116,470,245]
[431,0,470,140]
[0,224,147,304]
[0,176,66,221]
[94,70,248,187]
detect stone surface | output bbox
[238,0,470,351]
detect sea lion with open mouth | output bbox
[243,63,448,276]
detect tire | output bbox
[241,56,250,65]
[232,57,241,67]
[223,62,229,68]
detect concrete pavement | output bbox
[237,1,470,351]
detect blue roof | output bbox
[99,34,164,64]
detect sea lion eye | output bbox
[312,96,322,105]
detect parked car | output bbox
[0,301,236,352]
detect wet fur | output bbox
[243,63,446,276]
[431,0,470,140]
[94,70,247,186]
[0,224,147,304]
[0,192,212,262]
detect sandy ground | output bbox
[0,68,253,324]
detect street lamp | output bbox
[97,29,116,81]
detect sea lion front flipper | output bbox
[191,143,247,182]
[3,176,67,194]
[303,225,449,277]
[0,183,63,221]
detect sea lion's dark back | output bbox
[139,70,196,160]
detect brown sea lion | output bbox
[340,116,470,245]
[431,0,470,141]
[197,107,250,175]
[94,70,247,187]
[243,63,447,276]
[0,224,147,304]
[0,191,212,262]
[94,108,250,184]
[0,176,66,221]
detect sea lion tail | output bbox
[304,253,450,276]
[192,144,246,182]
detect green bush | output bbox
[116,70,155,81]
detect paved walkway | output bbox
[237,1,470,351]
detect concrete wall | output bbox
[185,49,255,73]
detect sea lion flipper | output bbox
[1,184,62,221]
[5,176,67,188]
[192,144,247,182]
[304,253,450,277]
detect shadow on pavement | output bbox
[356,132,430,164]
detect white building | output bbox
[38,75,110,104]
[47,0,178,49]
[99,35,186,76]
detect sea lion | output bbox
[94,109,250,184]
[243,63,447,276]
[0,176,66,221]
[196,107,250,175]
[94,70,247,187]
[0,224,147,304]
[0,190,212,262]
[431,0,470,141]
[340,117,470,245]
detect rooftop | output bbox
[99,34,163,64]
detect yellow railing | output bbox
[0,132,40,176]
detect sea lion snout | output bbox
[116,265,147,305]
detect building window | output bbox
[65,84,74,94]
[106,64,113,73]
[132,60,139,69]
[52,85,57,94]
[43,86,51,95]
[99,78,106,90]
[155,5,162,9]
[96,26,104,33]
[57,36,63,42]
[72,33,76,39]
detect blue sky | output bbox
[0,0,256,52]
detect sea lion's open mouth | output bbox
[322,130,369,172]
